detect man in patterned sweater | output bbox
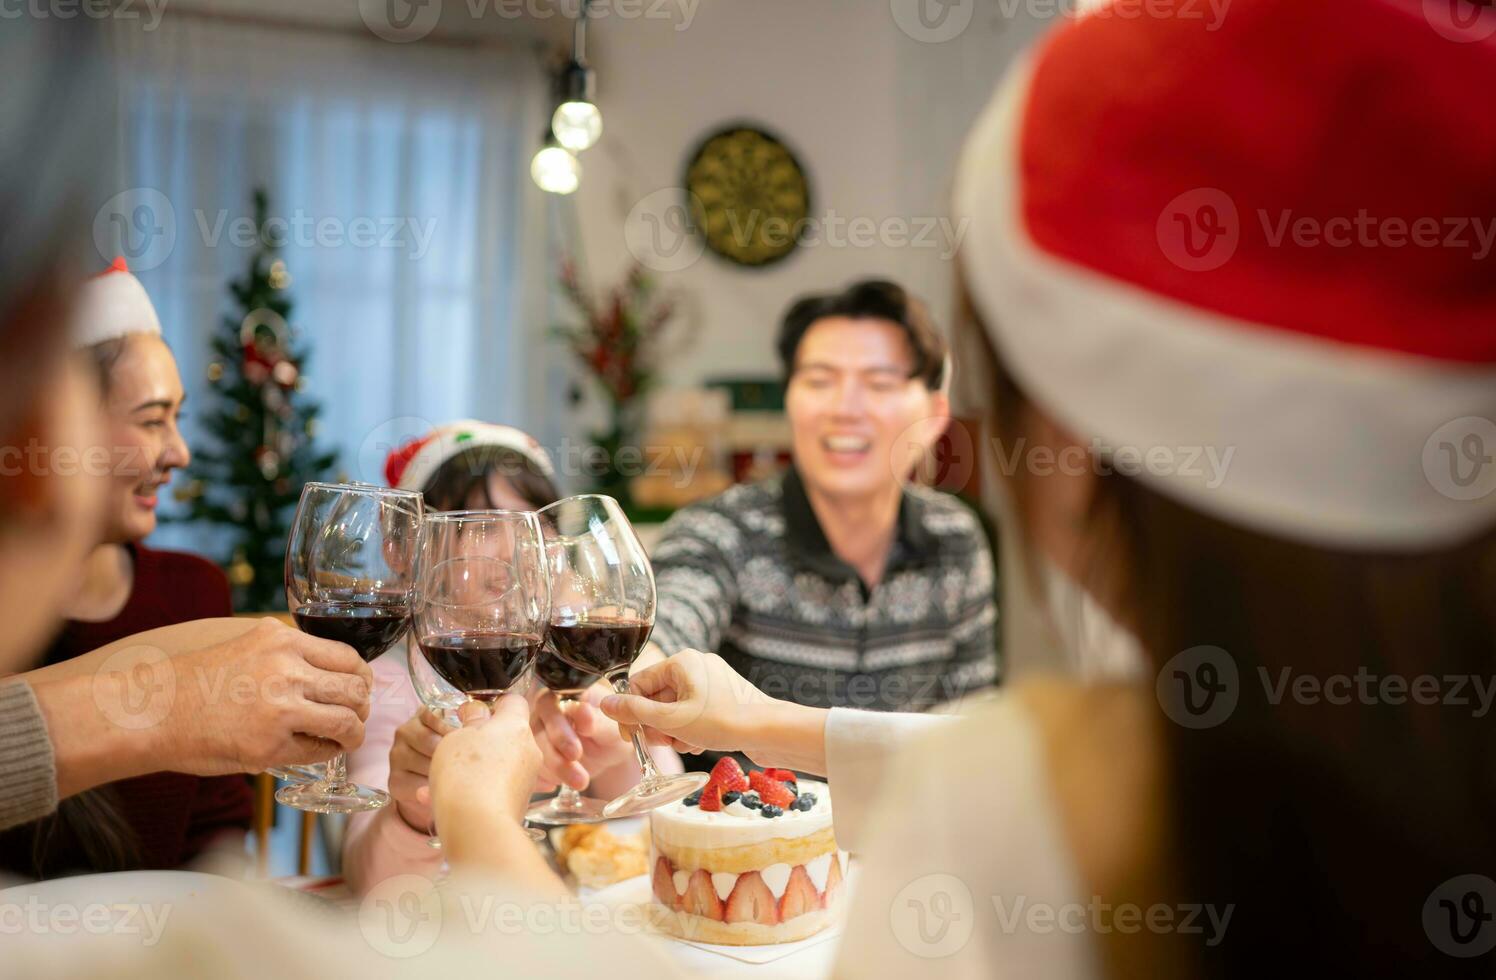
[647,280,999,771]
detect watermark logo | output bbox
[1156,645,1238,729]
[93,188,177,272]
[1423,0,1496,43]
[889,873,975,958]
[359,874,443,958]
[624,188,706,274]
[1157,188,1239,272]
[92,645,175,732]
[360,0,443,42]
[1423,416,1496,503]
[1425,874,1496,957]
[891,0,976,42]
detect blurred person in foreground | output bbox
[0,24,374,845]
[0,259,254,879]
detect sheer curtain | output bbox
[108,15,554,551]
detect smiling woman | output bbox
[0,261,252,880]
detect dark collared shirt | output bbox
[649,467,1000,737]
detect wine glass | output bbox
[537,494,708,819]
[412,509,549,842]
[404,633,464,850]
[277,482,423,814]
[525,648,608,825]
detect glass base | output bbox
[526,793,609,826]
[265,765,318,784]
[524,824,547,842]
[275,780,390,814]
[602,771,708,819]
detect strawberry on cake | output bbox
[648,759,848,946]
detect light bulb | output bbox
[531,145,581,195]
[552,101,603,152]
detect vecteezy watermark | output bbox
[0,440,158,480]
[1423,0,1496,43]
[0,898,172,946]
[1158,189,1496,272]
[888,873,1233,958]
[93,188,177,273]
[1155,645,1240,729]
[92,645,176,732]
[1156,646,1496,730]
[0,0,168,30]
[889,873,976,958]
[359,875,443,958]
[358,0,442,43]
[93,190,438,268]
[1156,188,1240,272]
[991,894,1234,947]
[990,436,1236,489]
[1260,667,1496,719]
[1423,416,1496,503]
[1425,874,1496,957]
[891,0,1230,44]
[623,186,969,273]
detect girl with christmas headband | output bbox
[340,420,682,896]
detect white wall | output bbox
[558,0,1049,385]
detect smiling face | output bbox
[98,334,189,543]
[784,316,949,501]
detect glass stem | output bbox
[556,696,587,808]
[612,675,658,782]
[323,752,350,792]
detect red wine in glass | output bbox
[293,602,410,662]
[533,644,603,693]
[418,630,542,702]
[547,620,652,677]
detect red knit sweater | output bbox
[0,544,254,879]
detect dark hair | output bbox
[777,279,948,390]
[984,321,1496,976]
[85,336,130,397]
[0,17,110,437]
[420,444,561,513]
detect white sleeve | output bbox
[824,707,955,851]
[830,696,1102,980]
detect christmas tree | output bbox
[172,189,338,611]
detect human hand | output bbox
[154,617,372,775]
[599,649,774,757]
[388,706,453,833]
[430,694,542,828]
[531,681,635,792]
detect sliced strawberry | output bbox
[709,757,750,793]
[681,869,724,920]
[698,782,725,811]
[778,865,818,921]
[652,856,679,910]
[763,768,798,786]
[725,872,779,926]
[749,770,796,808]
[821,855,844,908]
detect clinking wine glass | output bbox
[277,482,423,814]
[412,509,549,842]
[525,647,609,825]
[537,494,708,819]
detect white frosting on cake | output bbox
[672,870,690,895]
[649,780,832,850]
[805,852,833,891]
[711,872,737,901]
[761,863,792,898]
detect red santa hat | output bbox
[385,419,557,494]
[72,256,163,348]
[955,0,1496,550]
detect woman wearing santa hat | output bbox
[341,421,682,896]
